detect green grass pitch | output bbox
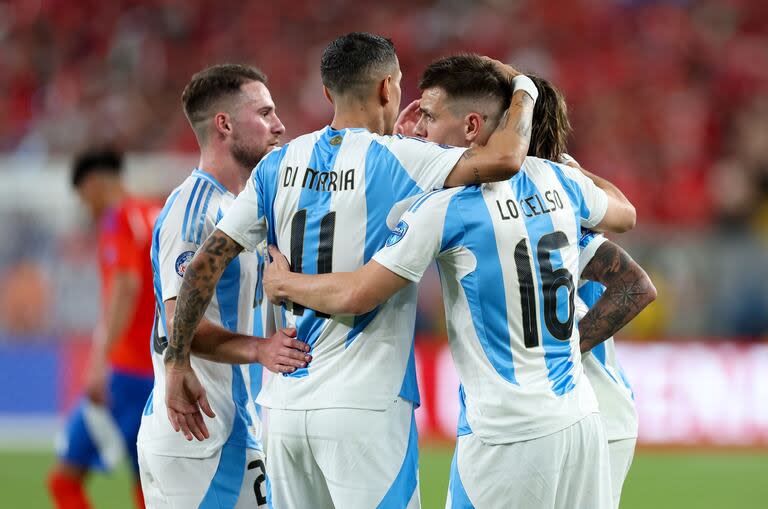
[1,446,766,508]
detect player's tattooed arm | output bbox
[264,246,409,316]
[164,229,244,367]
[444,65,534,187]
[578,240,657,353]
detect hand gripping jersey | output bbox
[98,197,159,376]
[576,229,638,441]
[138,169,265,458]
[217,126,466,411]
[374,157,609,444]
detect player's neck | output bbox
[197,150,248,195]
[330,106,387,135]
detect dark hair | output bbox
[321,32,398,95]
[528,74,571,161]
[71,148,123,188]
[418,54,512,116]
[181,64,267,127]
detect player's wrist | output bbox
[512,75,538,102]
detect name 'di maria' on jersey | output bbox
[283,166,356,192]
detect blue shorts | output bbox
[57,370,153,474]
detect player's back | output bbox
[139,170,263,458]
[375,156,609,445]
[220,126,466,411]
[98,196,159,377]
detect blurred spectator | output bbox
[1,0,767,225]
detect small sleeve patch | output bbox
[385,220,409,247]
[175,251,195,277]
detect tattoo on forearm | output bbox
[579,242,655,353]
[164,230,243,365]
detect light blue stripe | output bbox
[288,129,341,378]
[217,256,241,332]
[448,444,475,508]
[181,179,202,244]
[376,407,419,509]
[547,160,589,235]
[255,145,289,245]
[192,168,228,194]
[512,172,575,395]
[151,189,182,338]
[198,368,249,508]
[450,188,518,384]
[408,189,442,213]
[142,389,154,417]
[398,340,420,406]
[456,384,472,436]
[195,184,216,244]
[185,182,210,242]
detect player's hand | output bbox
[263,245,291,305]
[164,363,215,441]
[257,328,312,374]
[85,355,109,406]
[482,57,520,81]
[394,100,421,137]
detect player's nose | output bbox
[272,115,286,136]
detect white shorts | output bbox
[607,438,636,508]
[446,413,612,509]
[138,444,267,509]
[266,397,420,509]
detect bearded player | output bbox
[136,64,311,508]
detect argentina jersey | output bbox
[137,169,265,458]
[217,126,466,411]
[374,157,609,444]
[577,229,638,441]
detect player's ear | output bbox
[464,112,483,144]
[379,75,392,106]
[322,85,335,106]
[214,112,232,138]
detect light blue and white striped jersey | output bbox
[218,126,466,410]
[577,229,638,440]
[137,169,266,458]
[374,157,608,444]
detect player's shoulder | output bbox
[406,186,464,215]
[158,171,225,236]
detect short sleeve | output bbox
[378,135,467,196]
[552,162,609,228]
[577,228,608,276]
[158,208,216,302]
[373,189,455,282]
[217,169,268,252]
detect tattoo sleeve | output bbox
[164,229,244,366]
[578,241,656,353]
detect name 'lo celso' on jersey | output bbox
[138,169,266,458]
[576,228,638,441]
[374,157,609,444]
[216,126,467,411]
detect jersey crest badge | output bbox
[386,220,409,247]
[175,251,195,277]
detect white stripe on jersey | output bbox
[374,157,608,444]
[217,126,467,411]
[138,169,265,458]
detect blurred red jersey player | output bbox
[48,149,157,509]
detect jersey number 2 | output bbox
[289,209,336,318]
[514,231,575,348]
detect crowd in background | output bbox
[1,0,767,339]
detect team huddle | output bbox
[49,32,657,509]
